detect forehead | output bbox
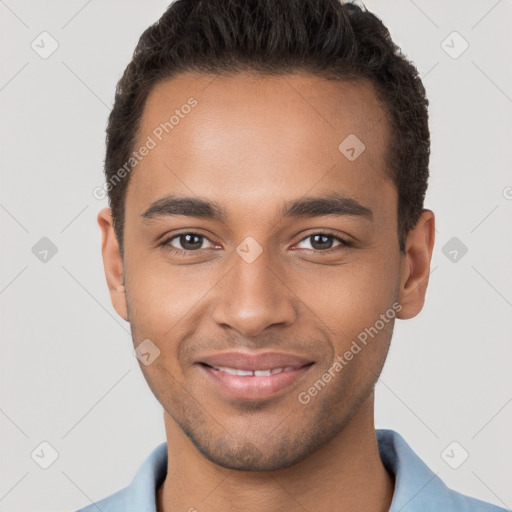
[126,71,394,220]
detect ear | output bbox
[97,208,128,322]
[397,210,435,320]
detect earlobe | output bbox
[97,208,128,322]
[397,210,435,320]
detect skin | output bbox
[98,72,435,512]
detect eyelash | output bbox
[160,230,353,256]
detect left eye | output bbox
[296,233,349,251]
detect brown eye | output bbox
[165,233,214,252]
[296,232,351,251]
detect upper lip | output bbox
[198,351,313,371]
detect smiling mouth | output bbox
[202,363,308,377]
[198,362,314,401]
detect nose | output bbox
[210,248,298,338]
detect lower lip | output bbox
[199,364,313,401]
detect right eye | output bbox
[161,232,218,254]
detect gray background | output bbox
[1,0,511,511]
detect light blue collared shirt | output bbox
[75,429,507,511]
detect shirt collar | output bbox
[377,429,451,510]
[128,441,167,511]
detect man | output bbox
[76,0,506,511]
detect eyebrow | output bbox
[140,192,373,223]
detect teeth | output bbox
[213,366,251,376]
[234,369,254,376]
[211,366,292,376]
[254,369,271,376]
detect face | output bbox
[99,72,434,471]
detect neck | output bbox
[157,394,393,512]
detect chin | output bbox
[184,425,334,472]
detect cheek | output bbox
[124,255,217,339]
[291,254,400,338]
